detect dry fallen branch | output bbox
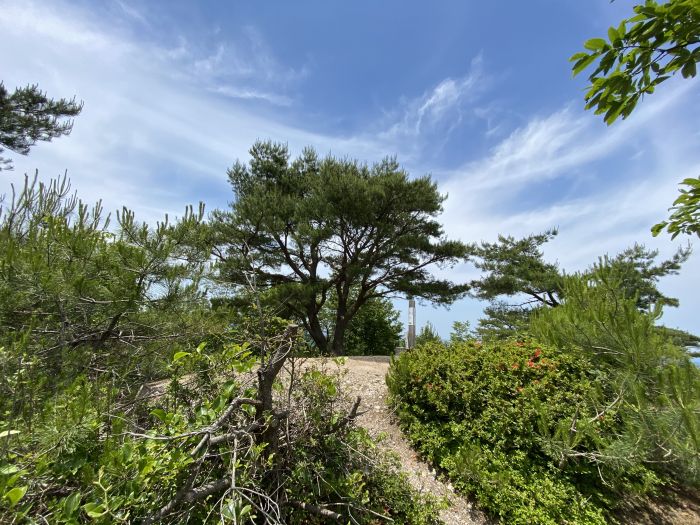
[288,500,343,522]
[144,324,300,524]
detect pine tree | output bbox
[212,141,469,355]
[0,82,83,169]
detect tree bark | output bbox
[305,307,328,353]
[330,315,348,356]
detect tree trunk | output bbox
[330,315,348,356]
[305,308,328,353]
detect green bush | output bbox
[1,342,443,524]
[531,272,700,485]
[387,338,655,524]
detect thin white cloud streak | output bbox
[0,0,385,223]
[434,81,700,334]
[188,26,309,104]
[375,54,485,160]
[444,81,696,194]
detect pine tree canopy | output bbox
[211,141,470,355]
[0,82,83,170]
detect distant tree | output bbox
[344,297,403,356]
[415,321,441,347]
[470,230,562,308]
[571,0,699,125]
[0,83,83,169]
[471,231,696,346]
[468,229,562,339]
[475,301,531,340]
[212,141,469,355]
[589,242,691,309]
[449,320,475,344]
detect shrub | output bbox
[387,338,650,524]
[388,271,700,524]
[1,338,443,524]
[531,272,700,485]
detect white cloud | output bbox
[0,0,382,223]
[379,54,485,145]
[185,26,308,104]
[432,80,700,335]
[114,0,150,27]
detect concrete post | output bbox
[407,298,416,349]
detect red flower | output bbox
[511,363,519,370]
[527,360,535,368]
[533,349,542,359]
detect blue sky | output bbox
[1,0,699,339]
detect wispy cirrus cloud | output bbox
[440,79,699,243]
[185,27,309,106]
[430,78,700,334]
[447,80,696,195]
[0,0,385,223]
[377,54,486,154]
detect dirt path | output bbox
[313,356,490,525]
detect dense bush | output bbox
[1,338,443,523]
[388,339,615,524]
[388,271,700,524]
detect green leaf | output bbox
[617,20,626,37]
[0,430,20,438]
[569,52,589,62]
[0,464,20,475]
[4,486,28,507]
[83,502,108,519]
[63,491,82,516]
[584,38,607,51]
[150,408,167,422]
[172,351,190,362]
[681,60,697,78]
[572,54,598,76]
[608,26,620,43]
[650,222,666,237]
